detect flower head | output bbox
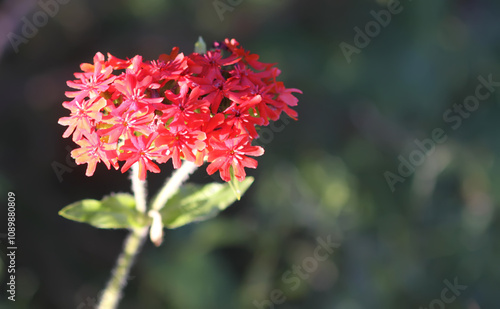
[58,39,301,181]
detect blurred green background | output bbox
[1,0,500,308]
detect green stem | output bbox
[130,162,147,213]
[97,227,148,309]
[97,161,198,308]
[97,163,149,309]
[150,161,198,212]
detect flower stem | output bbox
[97,163,149,309]
[150,161,198,212]
[97,227,148,309]
[130,162,147,213]
[97,161,198,308]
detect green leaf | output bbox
[194,36,206,54]
[59,193,150,229]
[160,177,254,229]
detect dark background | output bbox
[1,0,500,308]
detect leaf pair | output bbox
[59,177,254,230]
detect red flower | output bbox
[223,105,264,139]
[162,84,210,129]
[66,61,115,99]
[189,73,245,114]
[99,110,155,143]
[71,131,117,176]
[189,49,239,76]
[149,49,187,81]
[113,73,164,114]
[206,136,264,182]
[155,126,206,169]
[106,53,132,70]
[118,133,165,180]
[222,38,274,71]
[58,94,106,141]
[273,81,302,119]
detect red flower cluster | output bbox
[58,38,301,181]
